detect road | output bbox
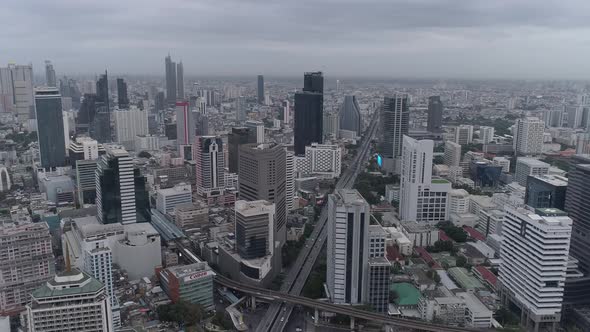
[255,111,379,332]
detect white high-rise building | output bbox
[156,183,192,214]
[294,143,342,179]
[285,150,295,211]
[493,156,511,173]
[245,120,265,144]
[480,126,495,144]
[0,64,34,124]
[444,141,461,167]
[327,189,370,305]
[400,136,451,223]
[513,117,544,156]
[499,207,572,331]
[283,99,290,125]
[454,125,474,145]
[449,189,470,214]
[515,157,550,187]
[113,107,148,150]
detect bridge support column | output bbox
[250,296,256,310]
[350,316,355,330]
[314,308,319,325]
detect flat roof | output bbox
[530,174,568,186]
[517,157,549,167]
[390,282,421,306]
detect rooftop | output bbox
[333,189,368,205]
[448,267,485,290]
[431,178,450,184]
[531,174,568,186]
[517,157,549,167]
[390,282,421,306]
[32,269,104,299]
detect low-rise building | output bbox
[158,262,215,310]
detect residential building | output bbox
[69,136,105,164]
[479,126,494,144]
[444,141,461,167]
[327,189,370,305]
[236,96,247,121]
[294,72,323,156]
[525,175,568,210]
[515,157,550,186]
[295,143,342,179]
[378,95,409,173]
[35,87,66,169]
[339,95,362,136]
[454,125,474,145]
[493,156,510,173]
[427,96,443,133]
[0,64,34,125]
[514,117,544,156]
[323,111,340,138]
[113,107,148,150]
[156,183,192,214]
[158,262,215,310]
[285,150,295,211]
[176,101,195,148]
[173,201,209,234]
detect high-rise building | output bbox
[454,125,474,145]
[155,91,165,111]
[165,55,177,105]
[235,200,275,259]
[444,141,461,167]
[69,136,104,163]
[44,60,56,87]
[543,109,564,128]
[0,222,55,315]
[294,143,342,179]
[327,189,370,305]
[499,207,572,331]
[323,111,340,138]
[156,183,192,214]
[176,61,184,100]
[76,93,97,134]
[158,262,215,310]
[514,117,544,156]
[285,150,295,211]
[227,127,256,173]
[525,175,568,210]
[238,143,287,243]
[236,96,247,121]
[96,148,150,224]
[515,157,550,186]
[282,99,290,124]
[565,163,590,272]
[400,136,451,223]
[176,101,195,148]
[194,136,225,198]
[493,156,511,173]
[480,126,495,144]
[427,96,443,133]
[245,120,264,144]
[113,107,148,150]
[257,75,264,104]
[339,95,362,136]
[23,268,113,332]
[116,78,129,109]
[0,64,34,124]
[0,166,11,192]
[35,87,66,169]
[294,72,323,156]
[93,71,111,143]
[378,95,409,172]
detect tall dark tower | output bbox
[116,78,129,109]
[257,75,264,104]
[165,55,177,105]
[378,95,409,161]
[92,71,111,143]
[294,72,323,156]
[35,87,66,169]
[427,96,443,133]
[176,61,184,100]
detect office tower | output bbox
[0,166,11,192]
[245,120,265,143]
[339,95,362,137]
[174,201,209,233]
[327,189,370,305]
[480,126,495,144]
[236,96,247,121]
[0,222,55,315]
[294,72,323,156]
[155,91,165,111]
[444,141,461,167]
[76,159,98,205]
[156,183,192,214]
[499,207,572,331]
[35,87,66,169]
[0,64,34,124]
[525,175,568,210]
[514,117,544,156]
[44,60,56,87]
[176,61,184,100]
[165,55,177,105]
[454,125,474,145]
[285,150,295,211]
[493,156,511,173]
[76,93,97,134]
[368,225,390,313]
[282,99,290,124]
[24,268,113,332]
[565,163,590,272]
[194,136,225,197]
[228,127,256,173]
[257,75,264,104]
[427,96,443,133]
[399,136,451,222]
[113,107,148,150]
[238,143,287,243]
[116,78,129,109]
[515,157,550,186]
[544,109,564,128]
[93,71,111,143]
[378,95,409,172]
[295,143,342,179]
[176,101,195,148]
[323,112,340,138]
[96,148,150,224]
[235,200,275,259]
[195,112,209,136]
[158,262,215,309]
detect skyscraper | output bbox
[44,60,56,87]
[339,95,362,137]
[427,96,443,133]
[294,72,323,156]
[285,150,295,211]
[176,101,195,149]
[194,136,225,198]
[96,148,150,224]
[176,61,184,100]
[525,175,568,210]
[444,141,461,167]
[165,55,177,105]
[76,93,97,134]
[513,117,544,156]
[235,200,275,259]
[116,78,129,109]
[113,107,148,150]
[0,64,34,125]
[499,207,572,331]
[327,189,370,305]
[245,120,264,143]
[257,75,264,104]
[378,95,409,172]
[35,87,66,169]
[565,162,590,272]
[238,143,287,244]
[236,96,247,121]
[228,127,256,173]
[93,71,111,143]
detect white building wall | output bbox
[113,108,148,150]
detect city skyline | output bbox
[3,1,590,79]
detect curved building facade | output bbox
[0,166,10,192]
[339,95,362,136]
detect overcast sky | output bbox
[3,0,590,79]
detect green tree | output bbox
[456,256,467,268]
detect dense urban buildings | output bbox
[294,72,323,156]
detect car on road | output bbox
[280,317,285,322]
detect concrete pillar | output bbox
[314,308,319,325]
[350,316,355,330]
[251,296,256,310]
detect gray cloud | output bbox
[2,0,590,79]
